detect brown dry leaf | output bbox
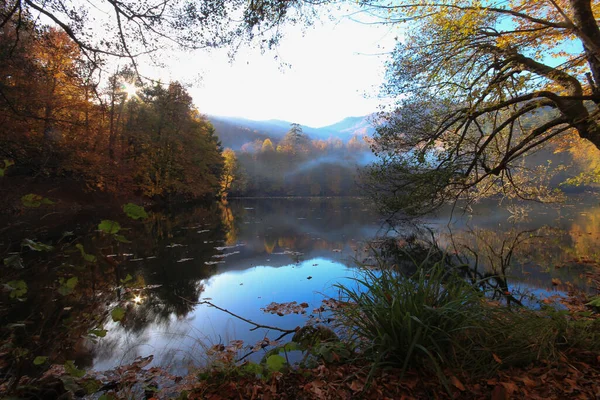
[450,375,465,391]
[491,385,508,400]
[493,353,503,364]
[552,278,562,286]
[501,381,519,395]
[516,376,537,387]
[348,380,364,392]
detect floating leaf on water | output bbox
[64,360,86,378]
[114,234,131,243]
[143,284,162,289]
[4,254,24,269]
[6,280,27,299]
[21,194,54,208]
[111,307,126,322]
[0,159,14,177]
[214,244,246,251]
[22,239,54,252]
[89,328,107,338]
[33,356,48,365]
[58,276,78,296]
[212,251,240,259]
[75,244,97,263]
[123,203,149,220]
[98,220,121,234]
[120,274,133,284]
[262,301,308,315]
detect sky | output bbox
[154,8,398,128]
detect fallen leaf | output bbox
[451,376,465,391]
[349,380,364,392]
[491,385,508,400]
[501,381,519,395]
[493,353,503,364]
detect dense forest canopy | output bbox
[0,21,224,201]
[2,0,600,209]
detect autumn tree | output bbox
[361,0,600,216]
[220,148,244,198]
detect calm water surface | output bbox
[88,196,600,373]
[6,196,599,374]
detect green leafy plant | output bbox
[123,203,149,220]
[76,244,97,263]
[22,239,54,252]
[111,307,126,322]
[4,254,24,269]
[6,280,28,299]
[21,193,54,208]
[98,220,130,243]
[33,356,48,365]
[58,277,79,296]
[0,159,14,177]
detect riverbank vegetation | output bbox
[2,0,600,399]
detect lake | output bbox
[3,195,600,376]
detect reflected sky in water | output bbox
[85,196,600,373]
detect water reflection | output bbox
[3,196,600,377]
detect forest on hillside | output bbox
[0,17,375,206]
[223,124,372,197]
[0,22,224,206]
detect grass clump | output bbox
[334,258,600,385]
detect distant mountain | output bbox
[320,116,376,136]
[208,114,377,150]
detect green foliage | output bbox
[335,257,600,385]
[33,356,48,365]
[64,360,86,378]
[0,159,14,177]
[265,354,286,372]
[89,328,108,338]
[98,220,130,243]
[120,274,133,285]
[98,220,121,234]
[123,203,148,220]
[22,239,54,252]
[75,244,97,263]
[335,263,482,382]
[111,307,126,322]
[21,194,54,208]
[58,277,78,296]
[586,296,600,308]
[6,280,28,299]
[242,362,264,377]
[4,254,24,269]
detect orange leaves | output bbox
[262,301,310,316]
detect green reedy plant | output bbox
[334,253,600,388]
[334,260,484,385]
